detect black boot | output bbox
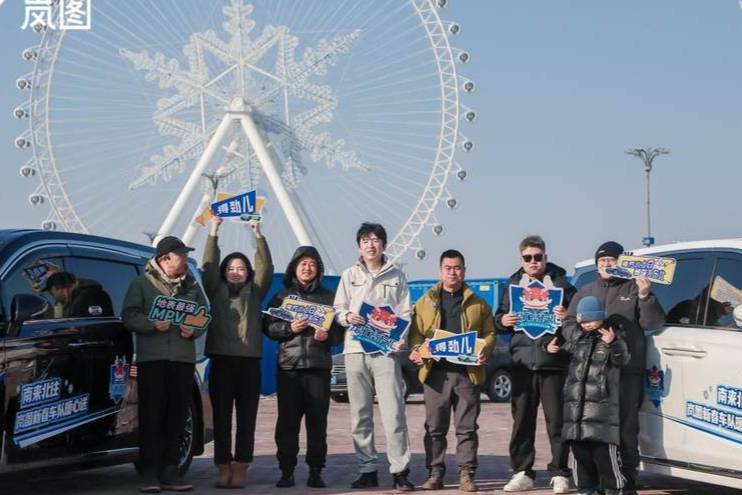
[276,469,295,488]
[351,471,379,489]
[307,468,326,488]
[392,470,415,492]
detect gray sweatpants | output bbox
[345,352,411,475]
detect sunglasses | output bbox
[522,254,544,263]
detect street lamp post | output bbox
[625,147,669,247]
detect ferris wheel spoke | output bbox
[344,51,440,87]
[335,174,407,223]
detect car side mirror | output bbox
[11,293,50,326]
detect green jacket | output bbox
[408,282,496,385]
[202,235,273,358]
[122,259,209,363]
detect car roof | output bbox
[574,238,742,270]
[0,228,157,263]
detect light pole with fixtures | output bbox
[625,147,670,247]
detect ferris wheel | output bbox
[14,0,476,273]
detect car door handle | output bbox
[67,341,110,349]
[660,347,707,358]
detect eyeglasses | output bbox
[522,254,544,263]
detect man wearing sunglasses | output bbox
[495,236,576,494]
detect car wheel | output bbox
[487,369,512,402]
[176,400,197,475]
[331,392,349,403]
[134,399,197,475]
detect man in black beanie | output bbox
[561,241,666,494]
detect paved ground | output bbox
[2,396,740,494]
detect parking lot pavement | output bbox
[2,396,740,494]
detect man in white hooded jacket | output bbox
[334,222,414,491]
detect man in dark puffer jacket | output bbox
[496,236,575,493]
[554,296,629,495]
[264,246,344,489]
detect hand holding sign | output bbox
[409,345,425,365]
[153,320,170,332]
[249,218,262,238]
[180,325,195,339]
[210,215,223,235]
[546,337,560,354]
[291,318,309,333]
[554,305,567,321]
[346,312,366,326]
[636,276,651,299]
[502,313,520,327]
[313,329,329,342]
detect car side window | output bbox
[573,269,597,290]
[1,253,67,319]
[705,255,742,329]
[655,253,714,326]
[66,257,140,317]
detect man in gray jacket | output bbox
[563,241,666,495]
[123,236,209,493]
[334,222,414,491]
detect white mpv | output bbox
[573,240,742,489]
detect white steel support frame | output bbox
[157,99,312,247]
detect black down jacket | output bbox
[495,263,577,371]
[561,331,630,446]
[263,246,344,370]
[563,277,665,376]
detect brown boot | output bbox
[459,471,478,492]
[215,464,231,488]
[230,462,248,488]
[421,473,444,490]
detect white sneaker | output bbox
[550,475,570,494]
[503,471,534,492]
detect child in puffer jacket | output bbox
[546,296,630,495]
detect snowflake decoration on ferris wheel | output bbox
[121,0,367,192]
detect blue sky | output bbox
[1,1,742,279]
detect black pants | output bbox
[619,372,644,489]
[209,355,261,464]
[509,367,570,479]
[423,365,480,475]
[570,441,625,491]
[275,368,331,471]
[137,360,195,478]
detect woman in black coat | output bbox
[264,246,344,489]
